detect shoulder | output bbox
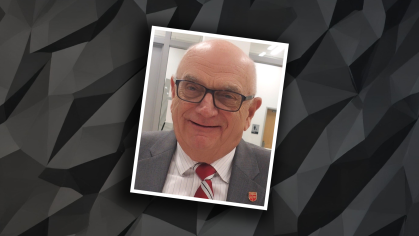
[244,141,271,166]
[138,131,173,159]
[245,142,271,158]
[242,141,271,183]
[140,131,174,147]
[140,131,168,144]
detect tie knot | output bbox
[195,163,216,180]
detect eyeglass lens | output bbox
[178,81,243,111]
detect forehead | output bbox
[177,50,252,94]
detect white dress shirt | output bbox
[162,143,235,201]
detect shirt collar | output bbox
[210,148,235,183]
[174,143,198,176]
[175,143,236,183]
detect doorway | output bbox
[262,108,276,149]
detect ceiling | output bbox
[154,30,286,60]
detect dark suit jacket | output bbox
[134,131,271,206]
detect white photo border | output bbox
[130,26,289,211]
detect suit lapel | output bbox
[134,131,177,192]
[227,140,265,206]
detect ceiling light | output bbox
[267,45,277,50]
[259,52,266,57]
[270,46,283,55]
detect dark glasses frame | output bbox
[175,79,254,112]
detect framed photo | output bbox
[130,26,288,210]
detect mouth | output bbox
[190,121,220,129]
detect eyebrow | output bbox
[183,74,200,83]
[180,74,242,94]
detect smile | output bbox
[190,121,219,128]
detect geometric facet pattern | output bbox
[1,0,419,235]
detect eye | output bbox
[186,86,196,91]
[223,94,234,99]
[218,92,238,100]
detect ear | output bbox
[170,76,176,98]
[170,76,176,112]
[244,97,262,131]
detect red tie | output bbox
[194,163,216,199]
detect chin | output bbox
[188,135,217,150]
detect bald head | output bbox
[176,40,257,95]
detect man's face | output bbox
[170,41,261,159]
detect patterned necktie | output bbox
[194,163,216,199]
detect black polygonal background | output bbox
[1,0,419,235]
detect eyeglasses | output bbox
[175,79,254,112]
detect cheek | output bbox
[233,111,248,131]
[171,100,180,121]
[172,100,193,121]
[224,113,243,131]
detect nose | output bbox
[195,93,218,117]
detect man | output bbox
[134,40,270,206]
